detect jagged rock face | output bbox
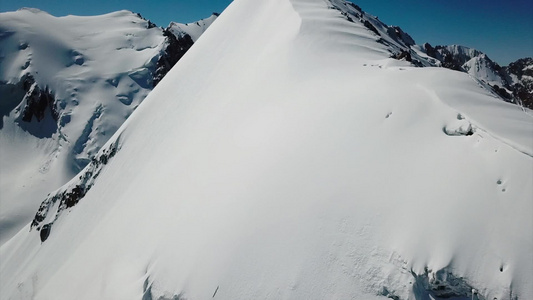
[411,269,484,300]
[387,26,415,47]
[0,74,59,136]
[391,50,412,62]
[153,30,195,87]
[31,139,120,242]
[423,43,471,71]
[20,80,58,123]
[506,57,533,79]
[504,57,533,108]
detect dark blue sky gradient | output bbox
[355,0,532,65]
[1,0,531,65]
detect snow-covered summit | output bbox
[1,0,531,299]
[0,8,216,245]
[421,43,533,108]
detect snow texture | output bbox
[0,9,216,245]
[1,0,532,299]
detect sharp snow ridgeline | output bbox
[1,1,532,300]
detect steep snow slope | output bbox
[323,3,531,108]
[0,9,216,245]
[1,0,532,299]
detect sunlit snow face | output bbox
[1,1,531,300]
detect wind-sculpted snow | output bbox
[1,0,532,299]
[0,9,217,245]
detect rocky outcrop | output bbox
[423,43,466,71]
[153,29,195,87]
[0,74,60,137]
[13,74,58,123]
[411,268,485,300]
[391,50,412,62]
[387,26,415,48]
[504,57,533,108]
[32,139,120,242]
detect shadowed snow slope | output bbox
[1,0,532,299]
[0,9,216,245]
[0,9,166,246]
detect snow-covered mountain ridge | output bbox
[0,8,217,245]
[422,44,532,108]
[317,1,533,109]
[1,0,532,299]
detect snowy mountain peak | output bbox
[1,1,532,299]
[0,8,217,245]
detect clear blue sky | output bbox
[1,0,531,65]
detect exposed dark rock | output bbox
[40,223,51,242]
[506,57,533,78]
[0,74,59,136]
[135,12,157,29]
[64,185,86,208]
[513,83,533,108]
[504,57,533,109]
[392,50,412,62]
[423,43,437,59]
[411,268,484,300]
[18,76,58,123]
[492,84,513,101]
[442,53,463,71]
[341,11,354,22]
[153,29,195,87]
[142,276,153,300]
[18,42,28,50]
[31,140,120,237]
[363,20,380,36]
[387,26,415,47]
